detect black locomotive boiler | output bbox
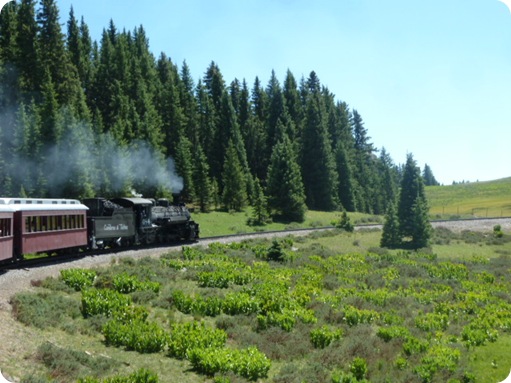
[82,197,199,249]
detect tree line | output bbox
[0,0,439,223]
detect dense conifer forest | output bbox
[0,0,438,221]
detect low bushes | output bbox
[188,346,271,381]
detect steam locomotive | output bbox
[0,196,199,263]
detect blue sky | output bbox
[47,0,511,184]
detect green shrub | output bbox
[267,239,286,262]
[36,341,119,381]
[11,292,80,329]
[222,292,259,315]
[350,357,368,380]
[331,211,354,232]
[172,290,194,314]
[113,273,160,294]
[257,310,296,332]
[60,269,97,291]
[415,312,450,332]
[78,368,158,383]
[310,325,343,348]
[403,336,428,356]
[494,225,504,238]
[167,321,227,359]
[197,271,231,288]
[102,319,169,353]
[188,346,271,380]
[343,305,380,326]
[81,289,132,318]
[376,326,410,342]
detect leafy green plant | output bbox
[310,325,343,348]
[350,357,368,380]
[60,269,97,291]
[167,321,227,359]
[188,346,271,380]
[112,273,160,294]
[81,288,132,318]
[78,368,158,383]
[343,305,380,326]
[102,319,169,353]
[376,325,410,342]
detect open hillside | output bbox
[426,177,511,219]
[2,225,511,383]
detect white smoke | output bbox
[3,117,184,197]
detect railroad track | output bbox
[1,216,510,272]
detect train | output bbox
[0,196,199,263]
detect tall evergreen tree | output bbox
[248,77,268,180]
[283,69,303,142]
[38,68,62,145]
[67,8,93,94]
[221,140,247,211]
[397,153,431,249]
[174,134,195,202]
[300,71,338,211]
[155,53,184,156]
[378,147,398,213]
[179,60,199,142]
[266,70,289,152]
[0,0,19,107]
[37,0,76,104]
[380,201,401,249]
[266,134,306,222]
[409,196,432,249]
[195,79,216,167]
[193,144,212,212]
[423,164,439,186]
[250,177,270,226]
[335,142,356,212]
[16,0,39,94]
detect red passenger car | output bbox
[0,204,14,262]
[0,198,88,258]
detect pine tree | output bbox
[351,109,378,213]
[397,153,431,249]
[38,68,62,145]
[55,107,95,199]
[67,9,93,93]
[409,197,432,249]
[193,144,212,212]
[266,70,289,152]
[283,69,303,142]
[378,147,398,213]
[335,142,356,212]
[16,0,40,94]
[179,60,199,141]
[249,76,268,180]
[221,140,247,211]
[37,0,76,105]
[301,71,338,211]
[174,134,195,202]
[249,178,270,226]
[423,164,439,186]
[380,201,401,249]
[267,134,306,222]
[0,1,19,107]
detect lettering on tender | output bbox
[103,224,129,231]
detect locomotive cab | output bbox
[111,198,157,244]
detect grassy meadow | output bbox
[5,223,511,383]
[192,209,382,238]
[426,177,511,219]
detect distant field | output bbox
[426,177,511,219]
[192,209,381,237]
